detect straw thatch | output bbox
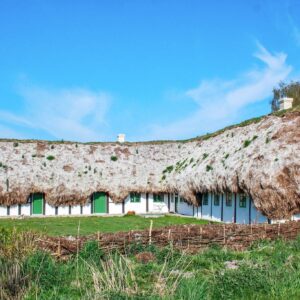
[0,111,299,219]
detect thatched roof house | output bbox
[0,110,299,219]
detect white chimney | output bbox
[117,133,125,143]
[279,97,293,110]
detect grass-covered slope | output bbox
[0,215,209,236]
[0,109,299,219]
[1,227,300,299]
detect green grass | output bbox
[1,229,300,300]
[0,215,209,236]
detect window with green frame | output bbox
[153,193,164,202]
[203,193,208,205]
[239,194,247,208]
[130,192,141,203]
[214,194,220,206]
[226,193,232,207]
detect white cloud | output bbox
[145,44,292,140]
[0,86,111,142]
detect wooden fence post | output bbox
[57,239,61,257]
[188,227,190,249]
[149,220,153,245]
[97,231,100,247]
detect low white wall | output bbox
[82,203,91,215]
[148,194,169,213]
[124,193,147,214]
[9,205,19,216]
[58,206,70,216]
[169,194,175,213]
[45,203,56,216]
[0,206,7,216]
[193,205,200,218]
[109,200,123,214]
[21,203,31,216]
[71,205,81,215]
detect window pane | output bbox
[154,194,163,202]
[239,194,246,208]
[214,194,220,206]
[130,193,141,202]
[203,194,208,205]
[226,193,232,207]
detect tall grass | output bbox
[1,228,300,299]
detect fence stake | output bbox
[97,231,100,247]
[149,220,153,245]
[57,239,61,257]
[167,229,171,241]
[188,227,190,249]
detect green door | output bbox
[93,192,107,213]
[175,194,178,213]
[32,193,43,215]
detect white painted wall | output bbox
[109,200,123,214]
[9,205,19,216]
[58,206,70,216]
[148,193,169,213]
[45,203,56,216]
[124,193,147,214]
[201,193,212,220]
[211,194,222,221]
[0,206,7,216]
[236,194,249,224]
[82,203,92,215]
[71,205,81,215]
[169,194,175,213]
[223,193,235,223]
[21,203,31,216]
[194,205,200,218]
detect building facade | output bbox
[1,191,298,224]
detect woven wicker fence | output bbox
[37,221,300,257]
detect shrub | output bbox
[79,241,104,263]
[111,156,118,161]
[243,140,251,148]
[206,165,213,172]
[224,153,229,159]
[126,211,136,216]
[13,142,19,147]
[163,165,174,173]
[203,153,208,160]
[46,155,55,161]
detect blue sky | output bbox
[0,0,299,142]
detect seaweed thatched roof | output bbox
[0,109,299,219]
